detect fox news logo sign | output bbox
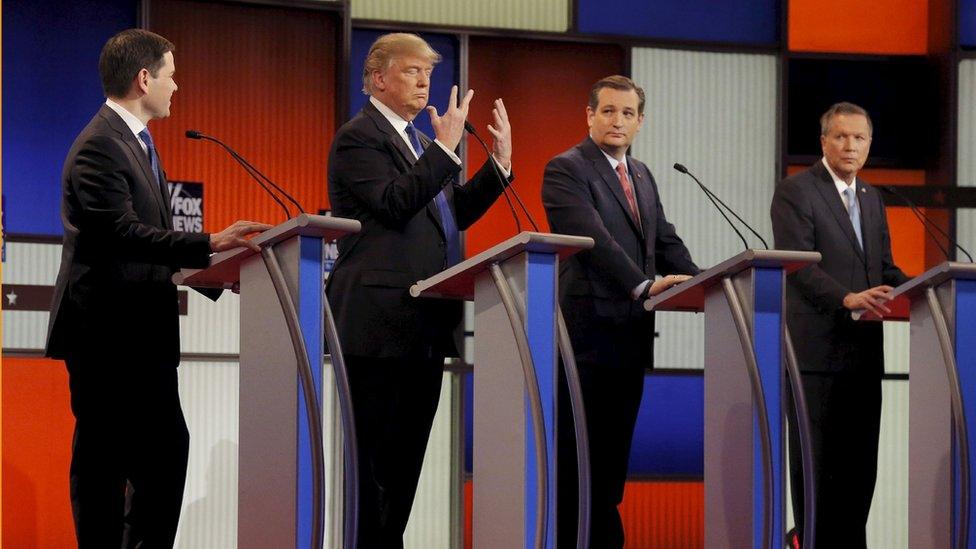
[168,181,203,233]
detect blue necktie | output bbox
[404,122,461,266]
[845,186,863,249]
[137,128,167,196]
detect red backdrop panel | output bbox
[2,357,74,548]
[149,0,338,230]
[464,38,625,257]
[788,0,929,54]
[463,479,703,548]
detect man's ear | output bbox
[371,69,385,92]
[135,68,151,95]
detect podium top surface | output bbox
[409,231,594,300]
[854,261,976,321]
[644,249,821,313]
[173,214,361,287]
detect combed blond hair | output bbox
[361,33,442,95]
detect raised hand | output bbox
[486,98,512,170]
[210,220,273,252]
[426,85,473,151]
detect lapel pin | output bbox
[860,187,866,193]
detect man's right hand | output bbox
[210,220,273,252]
[427,85,473,151]
[647,274,693,297]
[843,285,894,317]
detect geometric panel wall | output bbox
[351,0,569,32]
[630,47,778,370]
[959,60,976,189]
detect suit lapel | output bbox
[581,138,643,238]
[856,178,875,264]
[628,159,651,240]
[100,106,171,227]
[363,102,447,238]
[418,132,449,238]
[810,163,866,264]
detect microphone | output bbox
[186,130,305,220]
[881,185,973,262]
[673,163,769,250]
[464,121,539,232]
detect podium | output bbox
[644,249,821,549]
[174,214,361,549]
[410,231,593,549]
[854,261,976,547]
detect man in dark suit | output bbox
[45,29,269,548]
[542,75,699,548]
[325,32,513,548]
[771,102,909,548]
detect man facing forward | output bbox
[326,32,514,548]
[542,75,698,548]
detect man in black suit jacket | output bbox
[542,75,699,548]
[771,102,909,547]
[326,32,512,548]
[45,29,268,548]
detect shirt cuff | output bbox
[632,279,650,300]
[491,155,512,179]
[433,139,462,165]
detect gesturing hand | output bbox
[487,98,512,170]
[210,220,273,252]
[427,85,473,151]
[843,285,894,317]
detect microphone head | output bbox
[463,121,477,134]
[185,130,203,140]
[673,163,689,174]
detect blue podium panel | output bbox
[296,235,325,549]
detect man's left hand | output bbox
[487,98,512,171]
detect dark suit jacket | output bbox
[45,105,212,366]
[771,161,909,373]
[325,101,510,359]
[542,137,698,365]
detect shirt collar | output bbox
[370,96,410,134]
[822,157,855,196]
[599,147,627,173]
[104,98,147,138]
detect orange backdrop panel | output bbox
[2,357,74,549]
[149,0,338,231]
[464,38,625,257]
[788,0,928,54]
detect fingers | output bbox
[426,105,439,120]
[494,98,509,122]
[447,85,458,109]
[486,124,501,139]
[458,88,474,114]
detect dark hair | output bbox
[99,29,174,98]
[588,75,646,115]
[820,102,873,136]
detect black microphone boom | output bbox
[186,130,306,220]
[673,163,769,250]
[881,185,973,262]
[464,121,539,232]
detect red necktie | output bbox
[616,163,640,224]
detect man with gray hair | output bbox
[771,102,909,547]
[326,32,513,547]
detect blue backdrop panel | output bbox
[576,0,779,45]
[627,371,704,477]
[348,29,459,138]
[464,372,704,478]
[962,0,976,48]
[2,0,136,236]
